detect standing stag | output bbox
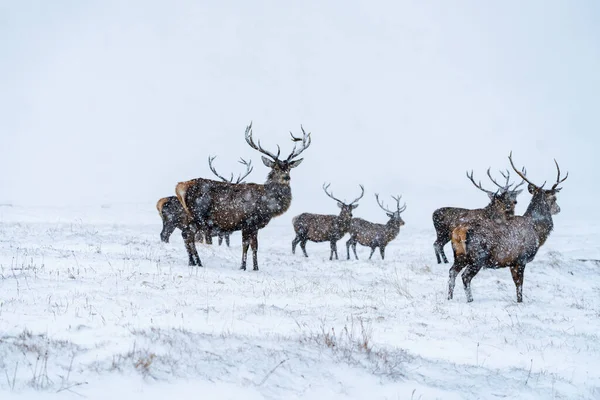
[292,183,364,259]
[448,153,568,303]
[157,156,253,246]
[432,169,524,264]
[176,123,311,269]
[346,194,406,260]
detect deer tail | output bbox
[451,226,469,256]
[156,197,169,218]
[175,181,193,217]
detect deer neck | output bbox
[482,202,506,221]
[523,193,554,246]
[386,218,401,236]
[263,180,292,216]
[336,212,352,231]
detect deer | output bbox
[292,183,364,260]
[156,156,253,246]
[448,153,568,303]
[346,194,406,260]
[175,122,311,270]
[432,168,525,264]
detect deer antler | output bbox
[324,184,365,205]
[323,183,345,204]
[391,195,407,213]
[376,193,405,214]
[499,168,527,192]
[208,156,254,184]
[487,168,513,191]
[349,185,365,205]
[245,122,281,161]
[286,125,312,161]
[551,159,568,190]
[208,156,232,183]
[508,152,545,189]
[466,170,496,196]
[235,157,254,183]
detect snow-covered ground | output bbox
[0,203,599,399]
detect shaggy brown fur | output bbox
[292,184,364,259]
[448,154,567,303]
[176,123,311,270]
[432,169,524,264]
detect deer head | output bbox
[375,194,406,226]
[508,152,568,215]
[466,168,523,215]
[323,183,365,219]
[245,122,311,185]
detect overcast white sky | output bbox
[1,0,598,226]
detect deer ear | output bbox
[351,204,359,210]
[513,189,523,196]
[487,192,496,201]
[288,158,304,168]
[261,156,275,168]
[337,202,344,209]
[387,212,394,218]
[527,183,537,194]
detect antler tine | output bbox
[486,167,512,191]
[499,168,515,189]
[322,183,345,204]
[551,159,569,190]
[286,125,312,161]
[244,122,281,161]
[508,151,537,188]
[234,157,254,184]
[349,184,365,205]
[466,170,495,195]
[208,156,231,183]
[391,195,406,213]
[508,167,526,192]
[375,193,393,213]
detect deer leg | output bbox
[240,230,251,270]
[330,241,338,260]
[434,236,449,264]
[300,239,308,257]
[250,231,259,271]
[379,246,385,260]
[346,238,352,260]
[182,228,202,267]
[225,234,230,247]
[218,234,223,246]
[292,236,300,254]
[448,261,466,300]
[352,242,359,260]
[368,247,376,260]
[509,264,526,303]
[160,223,176,243]
[461,264,483,303]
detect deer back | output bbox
[293,213,345,242]
[177,178,291,232]
[350,218,387,247]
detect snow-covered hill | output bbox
[1,204,598,399]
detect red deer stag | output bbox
[448,153,568,303]
[432,169,524,264]
[292,183,364,259]
[157,157,253,246]
[346,194,406,260]
[176,123,311,270]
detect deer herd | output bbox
[157,123,568,303]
